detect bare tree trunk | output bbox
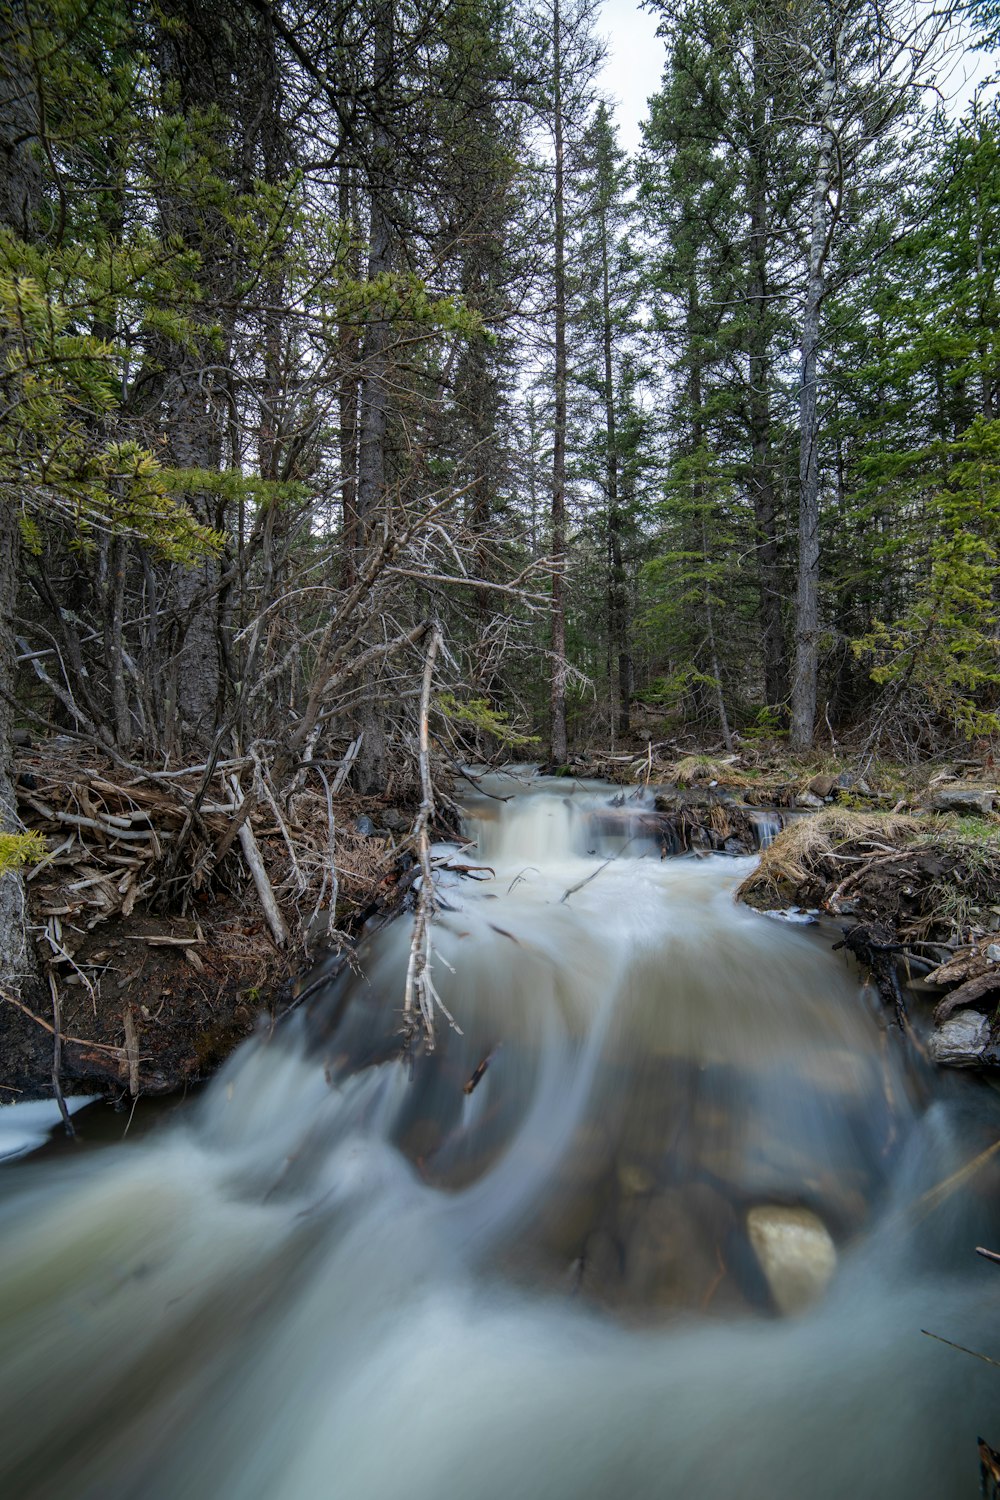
[747,57,788,711]
[352,0,395,794]
[790,56,836,753]
[100,535,132,748]
[600,215,630,739]
[339,156,361,589]
[0,2,41,988]
[549,0,569,764]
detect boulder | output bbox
[927,1008,990,1068]
[807,774,837,799]
[795,790,826,810]
[926,786,996,816]
[746,1204,837,1315]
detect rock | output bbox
[746,1204,837,1315]
[807,774,837,799]
[617,1185,736,1311]
[988,944,1000,965]
[926,786,997,815]
[833,770,873,796]
[932,972,1000,1024]
[617,1161,655,1197]
[354,815,377,836]
[381,808,410,832]
[795,790,825,810]
[927,1008,990,1067]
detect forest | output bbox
[1,0,999,1090]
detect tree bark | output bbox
[0,1,41,987]
[600,209,630,739]
[352,0,395,795]
[747,55,788,711]
[790,56,836,752]
[549,0,569,764]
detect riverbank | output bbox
[736,800,1000,1067]
[5,742,997,1101]
[2,743,425,1103]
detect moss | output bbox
[0,831,47,875]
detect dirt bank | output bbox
[1,744,428,1104]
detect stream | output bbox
[1,771,999,1497]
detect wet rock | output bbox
[927,1009,990,1068]
[796,790,825,810]
[926,786,996,815]
[746,1205,837,1315]
[615,1185,737,1311]
[617,1161,655,1197]
[807,774,837,799]
[761,907,819,925]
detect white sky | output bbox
[597,0,998,155]
[598,0,665,152]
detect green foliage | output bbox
[635,667,719,711]
[436,693,540,748]
[742,705,788,742]
[845,108,1000,742]
[0,832,47,876]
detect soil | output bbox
[1,744,427,1103]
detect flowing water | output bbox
[2,772,1000,1498]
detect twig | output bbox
[0,986,129,1055]
[921,1329,1000,1368]
[47,973,74,1138]
[561,835,637,904]
[228,774,290,947]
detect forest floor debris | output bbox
[2,743,425,1102]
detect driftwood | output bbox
[402,622,461,1048]
[932,972,1000,1025]
[228,775,289,948]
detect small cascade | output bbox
[0,769,997,1499]
[748,807,785,849]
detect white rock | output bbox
[927,1008,989,1067]
[795,791,825,810]
[747,1205,837,1315]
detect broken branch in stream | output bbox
[402,622,462,1050]
[560,835,638,904]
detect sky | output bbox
[597,0,998,155]
[598,0,665,153]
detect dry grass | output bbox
[670,755,752,789]
[737,808,922,904]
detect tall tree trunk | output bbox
[353,0,394,793]
[549,0,569,764]
[688,279,732,751]
[747,59,788,710]
[600,212,630,738]
[790,57,836,752]
[339,156,361,589]
[0,1,41,987]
